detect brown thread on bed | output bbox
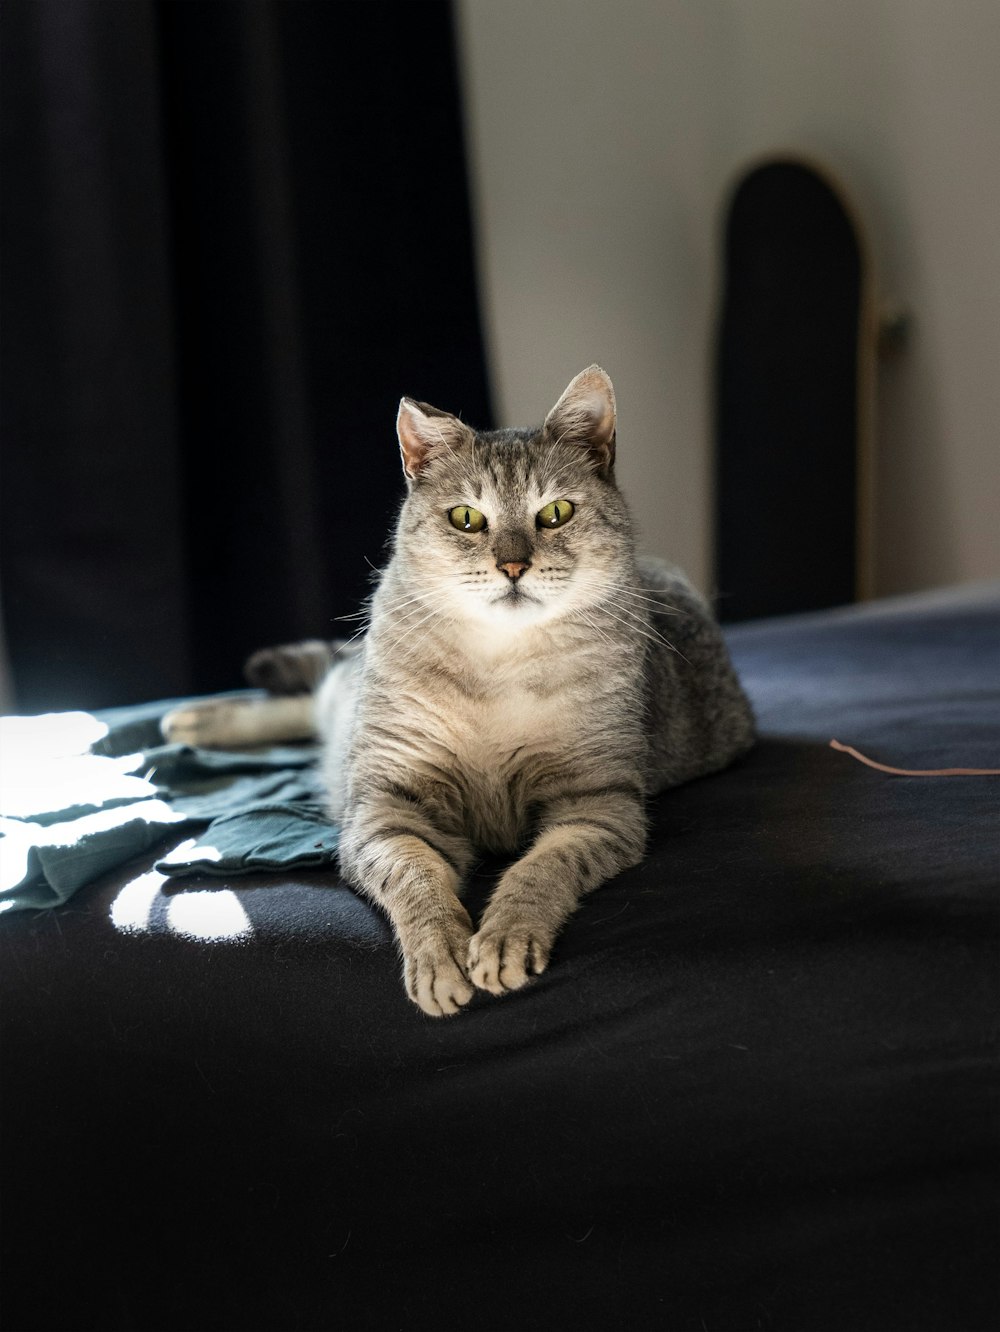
[829,739,1000,777]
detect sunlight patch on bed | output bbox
[156,838,223,869]
[110,869,166,933]
[166,885,253,942]
[0,829,33,895]
[2,800,186,900]
[0,710,109,759]
[110,850,253,943]
[0,711,157,821]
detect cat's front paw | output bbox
[467,917,552,996]
[403,920,476,1018]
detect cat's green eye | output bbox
[536,499,575,529]
[448,505,487,533]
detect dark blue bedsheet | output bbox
[2,586,997,1331]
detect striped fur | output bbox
[164,367,755,1016]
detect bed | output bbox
[1,583,997,1331]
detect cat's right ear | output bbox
[397,399,471,482]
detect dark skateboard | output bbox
[714,155,876,621]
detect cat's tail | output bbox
[161,638,361,749]
[161,693,316,749]
[243,637,361,695]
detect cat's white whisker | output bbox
[567,585,689,662]
[575,610,618,652]
[378,593,457,657]
[580,583,682,617]
[383,595,449,635]
[599,585,682,613]
[338,622,372,650]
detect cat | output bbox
[162,366,754,1016]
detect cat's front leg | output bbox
[469,791,647,996]
[340,805,476,1017]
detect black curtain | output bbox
[1,0,493,712]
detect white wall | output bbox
[457,0,1000,598]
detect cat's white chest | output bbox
[438,638,592,787]
[444,687,565,852]
[463,688,558,758]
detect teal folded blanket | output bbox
[0,697,338,914]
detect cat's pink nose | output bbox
[498,560,531,581]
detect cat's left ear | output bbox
[397,398,472,482]
[543,364,617,476]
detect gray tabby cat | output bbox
[163,366,754,1016]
